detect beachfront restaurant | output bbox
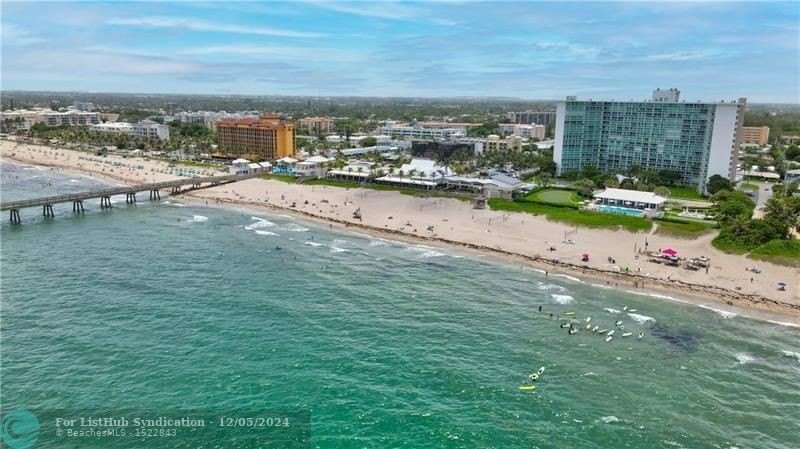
[374,158,453,190]
[592,188,666,211]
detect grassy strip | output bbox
[748,239,800,267]
[303,178,473,201]
[260,173,297,183]
[668,186,707,200]
[488,198,651,232]
[739,183,759,191]
[653,219,715,239]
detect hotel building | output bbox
[216,114,296,160]
[505,110,556,126]
[553,89,745,192]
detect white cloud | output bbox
[1,24,46,46]
[301,0,424,20]
[642,50,730,62]
[107,16,326,38]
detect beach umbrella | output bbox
[778,281,787,286]
[663,248,678,256]
[582,253,590,257]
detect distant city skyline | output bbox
[2,1,798,103]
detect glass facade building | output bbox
[553,91,744,191]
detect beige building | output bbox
[485,134,524,152]
[298,116,335,134]
[740,126,770,145]
[217,114,295,161]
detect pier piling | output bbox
[42,204,54,218]
[10,209,20,224]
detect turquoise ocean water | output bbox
[1,161,799,448]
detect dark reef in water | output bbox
[650,323,701,353]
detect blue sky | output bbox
[2,1,798,102]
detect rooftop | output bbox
[594,188,667,205]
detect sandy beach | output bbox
[2,140,798,322]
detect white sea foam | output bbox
[330,247,349,253]
[245,217,275,230]
[407,246,445,258]
[598,416,620,424]
[551,294,574,304]
[627,313,655,324]
[304,242,324,247]
[552,274,584,283]
[735,353,755,365]
[69,179,80,183]
[604,308,622,314]
[369,240,388,247]
[591,283,612,289]
[191,215,208,222]
[698,304,737,319]
[767,320,800,328]
[781,350,800,361]
[254,230,279,236]
[537,282,566,292]
[282,223,309,232]
[169,202,186,207]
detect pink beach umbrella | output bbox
[662,248,678,256]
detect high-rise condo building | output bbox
[553,89,745,191]
[216,114,295,161]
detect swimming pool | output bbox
[595,205,645,216]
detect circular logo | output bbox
[0,409,40,449]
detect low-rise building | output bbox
[294,155,332,178]
[785,169,800,185]
[485,134,524,152]
[230,158,251,175]
[499,123,545,139]
[592,188,666,211]
[327,161,376,180]
[380,121,464,140]
[375,158,453,189]
[90,122,134,135]
[740,126,770,146]
[132,120,170,140]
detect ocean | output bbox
[1,161,799,449]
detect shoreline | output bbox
[2,146,799,324]
[177,192,800,326]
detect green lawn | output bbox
[739,183,759,191]
[303,178,473,201]
[488,198,652,232]
[260,173,297,183]
[668,186,707,200]
[748,239,800,267]
[528,188,581,205]
[654,219,715,239]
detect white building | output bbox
[375,158,453,189]
[230,158,251,175]
[327,161,376,180]
[499,123,545,140]
[445,173,532,198]
[41,109,101,126]
[593,188,667,211]
[380,121,463,140]
[294,155,332,178]
[133,120,170,140]
[90,122,134,135]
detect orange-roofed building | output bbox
[216,113,296,161]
